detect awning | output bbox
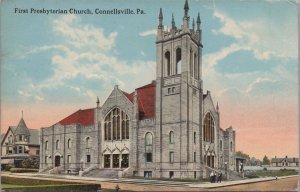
[1,159,14,164]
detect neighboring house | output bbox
[1,117,40,169]
[39,0,236,179]
[271,156,299,167]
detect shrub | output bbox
[21,157,39,169]
[4,165,12,171]
[10,168,39,173]
[263,167,267,171]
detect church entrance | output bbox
[207,155,214,168]
[55,156,60,167]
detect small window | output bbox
[169,152,174,163]
[230,141,233,152]
[220,140,223,151]
[19,135,22,141]
[86,137,91,149]
[168,88,171,94]
[18,146,23,153]
[172,87,175,93]
[169,131,174,144]
[45,141,48,150]
[194,171,197,179]
[36,150,40,155]
[45,156,48,164]
[145,132,153,146]
[146,153,152,162]
[56,140,60,150]
[194,152,196,162]
[67,139,71,149]
[67,155,71,164]
[169,171,174,179]
[144,171,152,178]
[87,155,91,163]
[194,132,196,144]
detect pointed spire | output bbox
[21,110,23,118]
[158,8,163,28]
[184,0,189,17]
[197,12,201,30]
[171,13,176,29]
[192,18,195,31]
[96,96,100,108]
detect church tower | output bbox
[155,0,204,178]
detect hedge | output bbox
[10,168,39,173]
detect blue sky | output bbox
[1,0,298,159]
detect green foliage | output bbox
[21,157,39,169]
[245,169,298,178]
[4,165,12,171]
[262,155,271,165]
[236,151,250,160]
[10,168,39,173]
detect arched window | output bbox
[145,132,153,162]
[176,48,181,74]
[56,140,60,150]
[220,140,223,151]
[86,137,91,149]
[169,131,174,144]
[45,141,48,150]
[230,141,233,152]
[67,139,71,149]
[190,49,193,77]
[194,53,198,79]
[203,112,215,143]
[145,132,153,146]
[104,108,129,141]
[165,51,171,76]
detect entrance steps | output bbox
[84,168,120,178]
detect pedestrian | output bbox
[213,171,217,183]
[218,172,222,183]
[210,171,214,183]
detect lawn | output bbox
[245,169,298,178]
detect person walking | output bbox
[210,171,214,183]
[218,172,223,183]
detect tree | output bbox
[21,157,39,169]
[262,155,270,165]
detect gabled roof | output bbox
[15,118,30,135]
[58,108,95,126]
[122,81,156,120]
[271,157,299,163]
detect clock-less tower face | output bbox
[154,1,206,177]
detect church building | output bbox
[39,0,236,179]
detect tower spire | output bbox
[184,0,189,17]
[171,13,176,29]
[197,12,201,30]
[158,8,163,28]
[192,18,195,31]
[96,96,100,108]
[21,110,23,118]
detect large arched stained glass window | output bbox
[203,112,215,143]
[104,108,129,141]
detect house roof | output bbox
[122,81,156,120]
[15,118,30,135]
[58,108,95,126]
[271,157,299,163]
[28,129,39,145]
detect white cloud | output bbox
[246,77,278,94]
[139,29,157,37]
[213,10,297,60]
[18,15,156,102]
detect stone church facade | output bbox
[39,0,236,179]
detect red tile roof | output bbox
[122,81,156,120]
[58,108,95,126]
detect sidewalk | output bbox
[1,172,298,189]
[189,175,299,188]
